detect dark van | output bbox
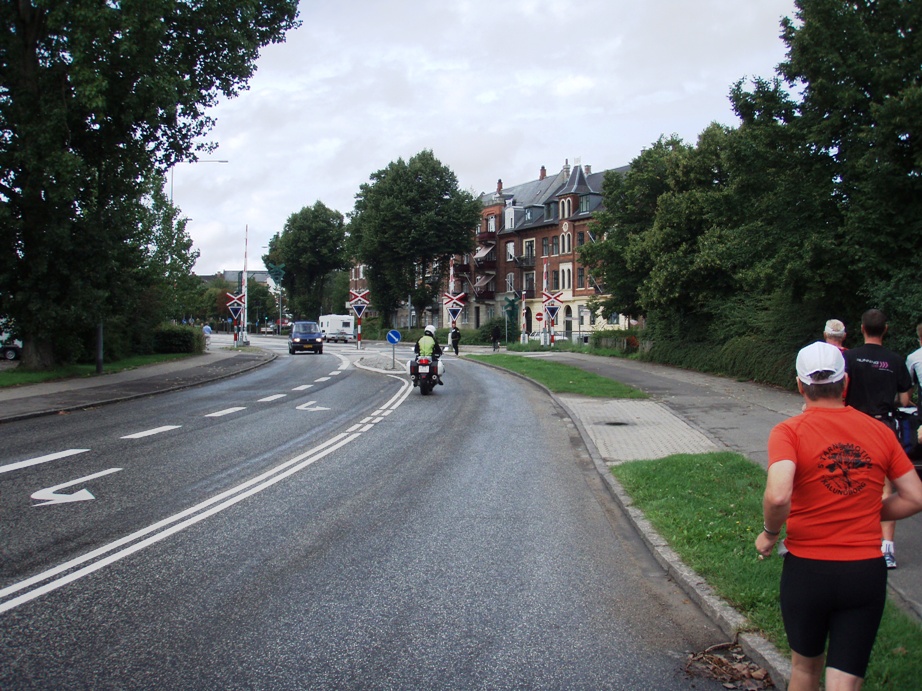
[288,321,323,355]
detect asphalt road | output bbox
[0,345,730,689]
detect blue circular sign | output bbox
[386,329,402,344]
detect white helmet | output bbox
[424,325,436,336]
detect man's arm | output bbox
[881,468,922,521]
[756,460,795,557]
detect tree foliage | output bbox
[263,202,348,319]
[349,150,479,327]
[583,0,922,372]
[0,1,299,367]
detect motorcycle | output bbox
[408,355,444,395]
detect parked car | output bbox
[1,332,21,361]
[325,329,354,343]
[288,321,323,354]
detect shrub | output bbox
[153,324,203,354]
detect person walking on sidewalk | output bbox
[491,325,501,351]
[450,325,461,356]
[844,308,913,569]
[756,341,922,691]
[823,319,847,353]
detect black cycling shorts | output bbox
[780,553,887,678]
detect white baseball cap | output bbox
[796,341,846,385]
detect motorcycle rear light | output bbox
[419,358,430,365]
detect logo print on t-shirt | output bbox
[817,442,872,495]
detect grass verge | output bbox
[467,353,646,398]
[612,452,922,690]
[0,352,194,388]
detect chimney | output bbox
[539,165,546,180]
[563,158,570,177]
[584,164,591,174]
[496,179,503,194]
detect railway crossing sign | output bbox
[349,289,370,305]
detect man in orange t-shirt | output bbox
[755,341,922,691]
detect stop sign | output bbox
[536,312,544,322]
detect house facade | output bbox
[442,160,628,340]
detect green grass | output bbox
[467,353,646,398]
[0,352,194,388]
[612,452,922,690]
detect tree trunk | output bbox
[21,337,56,371]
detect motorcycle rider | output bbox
[414,325,443,386]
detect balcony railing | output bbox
[475,259,496,271]
[476,231,496,244]
[473,290,495,301]
[514,254,536,268]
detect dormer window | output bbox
[580,195,590,213]
[487,215,496,233]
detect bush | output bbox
[152,324,204,354]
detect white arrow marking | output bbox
[31,468,123,507]
[121,426,181,439]
[296,401,330,412]
[0,449,90,475]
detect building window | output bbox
[577,267,585,288]
[553,270,559,290]
[505,241,515,261]
[525,272,535,293]
[524,239,535,258]
[544,203,554,221]
[542,237,549,256]
[580,195,590,213]
[577,231,585,246]
[505,272,515,292]
[487,215,496,233]
[552,237,559,255]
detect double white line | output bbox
[0,377,412,614]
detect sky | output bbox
[173,0,800,276]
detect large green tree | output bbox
[0,1,299,368]
[349,150,480,327]
[263,202,348,319]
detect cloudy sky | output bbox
[173,0,800,276]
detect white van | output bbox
[319,314,355,343]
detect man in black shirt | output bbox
[844,309,913,568]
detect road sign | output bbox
[545,304,560,321]
[542,290,563,305]
[443,292,466,308]
[535,312,544,322]
[226,292,244,307]
[351,302,367,318]
[447,306,462,322]
[349,289,370,304]
[386,330,401,344]
[228,304,243,321]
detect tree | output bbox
[0,1,299,368]
[264,202,348,319]
[349,150,480,327]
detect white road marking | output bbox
[314,377,331,382]
[31,468,123,506]
[292,385,313,391]
[205,407,247,417]
[258,394,287,402]
[0,449,90,475]
[329,371,342,376]
[121,426,181,440]
[296,401,330,411]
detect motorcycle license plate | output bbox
[418,366,429,373]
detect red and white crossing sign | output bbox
[226,292,245,307]
[349,289,370,304]
[542,291,563,305]
[443,292,466,308]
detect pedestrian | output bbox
[202,323,212,349]
[756,341,922,691]
[906,323,922,406]
[822,319,847,353]
[491,324,501,351]
[450,325,461,356]
[844,308,913,568]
